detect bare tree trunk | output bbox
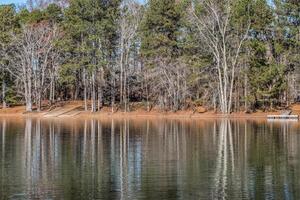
[146,70,150,112]
[244,73,248,112]
[91,71,96,112]
[97,85,102,111]
[213,93,217,113]
[124,49,129,112]
[49,73,56,105]
[25,80,32,112]
[24,69,33,112]
[120,38,124,109]
[83,68,88,111]
[37,91,41,112]
[97,68,104,111]
[2,80,6,109]
[53,78,56,103]
[49,78,53,105]
[111,69,115,113]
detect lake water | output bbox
[0,117,299,200]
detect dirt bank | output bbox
[0,101,289,119]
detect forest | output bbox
[0,0,299,114]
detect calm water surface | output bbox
[0,117,300,200]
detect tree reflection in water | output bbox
[0,118,300,199]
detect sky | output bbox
[1,0,26,5]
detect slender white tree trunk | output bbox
[83,68,88,111]
[2,80,6,109]
[91,71,96,112]
[120,37,124,109]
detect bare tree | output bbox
[146,58,190,111]
[118,0,142,112]
[189,0,250,113]
[5,22,60,111]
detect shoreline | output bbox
[1,103,299,119]
[0,107,283,119]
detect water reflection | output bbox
[0,118,300,199]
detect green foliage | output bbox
[177,1,212,70]
[18,8,45,24]
[0,0,299,111]
[140,0,181,60]
[250,0,273,32]
[58,0,120,92]
[242,0,293,109]
[0,5,18,46]
[4,86,20,105]
[45,4,64,23]
[247,39,287,105]
[0,5,19,105]
[59,63,79,85]
[18,3,63,25]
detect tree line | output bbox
[0,0,299,113]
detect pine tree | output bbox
[274,0,300,104]
[61,0,120,111]
[140,0,180,60]
[0,5,19,108]
[246,0,287,110]
[140,0,185,111]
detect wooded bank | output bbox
[0,0,299,114]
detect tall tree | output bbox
[6,21,60,112]
[141,0,186,111]
[273,0,300,105]
[189,0,251,113]
[0,5,18,108]
[118,0,142,112]
[62,0,120,112]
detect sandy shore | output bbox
[0,105,285,119]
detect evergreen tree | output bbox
[140,0,180,60]
[0,5,19,107]
[246,0,300,110]
[140,0,185,111]
[61,0,120,111]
